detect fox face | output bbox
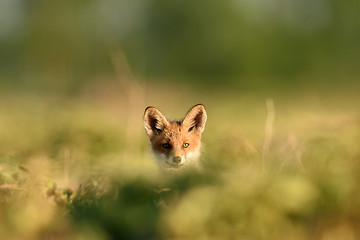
[143,104,207,170]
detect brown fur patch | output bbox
[149,121,202,159]
[144,104,207,167]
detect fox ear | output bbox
[143,107,169,137]
[182,104,207,134]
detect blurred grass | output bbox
[0,84,359,240]
[1,1,360,239]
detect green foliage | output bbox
[0,89,359,239]
[1,1,359,239]
[1,0,360,92]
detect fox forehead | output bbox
[163,121,186,141]
[151,121,200,143]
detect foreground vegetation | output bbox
[0,85,359,240]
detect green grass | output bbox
[0,85,359,239]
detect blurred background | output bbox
[1,0,359,93]
[1,0,360,239]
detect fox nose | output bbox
[173,156,182,165]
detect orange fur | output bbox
[143,104,207,170]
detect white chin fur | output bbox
[152,151,200,170]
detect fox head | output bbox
[143,104,207,170]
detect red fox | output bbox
[143,104,207,170]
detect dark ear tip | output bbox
[145,106,155,111]
[192,104,206,110]
[191,104,206,114]
[144,106,156,116]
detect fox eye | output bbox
[183,143,189,148]
[162,143,170,149]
